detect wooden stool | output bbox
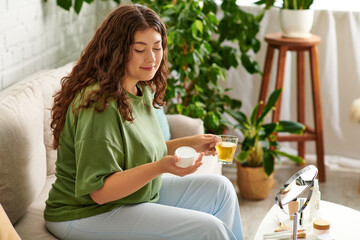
[259,32,326,182]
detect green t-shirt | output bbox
[44,85,167,222]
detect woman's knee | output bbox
[210,174,233,187]
[196,214,235,240]
[206,175,237,195]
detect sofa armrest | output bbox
[166,114,204,139]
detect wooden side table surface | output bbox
[254,200,360,239]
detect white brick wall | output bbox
[0,0,118,91]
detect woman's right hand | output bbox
[90,152,204,205]
[156,153,204,177]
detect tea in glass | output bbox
[216,135,238,164]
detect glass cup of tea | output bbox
[216,135,238,165]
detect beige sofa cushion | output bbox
[166,114,204,139]
[0,79,47,224]
[39,63,73,175]
[0,63,73,224]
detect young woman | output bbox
[44,4,244,240]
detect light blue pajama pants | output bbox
[46,174,244,240]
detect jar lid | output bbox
[313,219,330,230]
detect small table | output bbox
[259,33,326,182]
[254,200,360,239]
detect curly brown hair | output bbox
[51,4,168,149]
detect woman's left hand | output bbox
[189,134,220,156]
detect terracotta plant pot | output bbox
[236,162,275,200]
[280,9,314,38]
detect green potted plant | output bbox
[226,88,306,200]
[255,0,315,38]
[139,0,267,134]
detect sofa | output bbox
[0,63,222,239]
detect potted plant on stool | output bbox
[226,89,306,200]
[255,0,315,38]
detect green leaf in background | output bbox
[236,150,250,162]
[275,150,305,164]
[263,150,274,176]
[74,0,83,14]
[207,12,219,25]
[256,88,282,126]
[225,109,249,129]
[254,0,276,10]
[57,0,72,10]
[194,19,203,34]
[262,123,277,138]
[276,120,305,134]
[302,0,314,10]
[250,102,260,125]
[191,22,201,40]
[176,104,184,114]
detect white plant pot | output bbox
[280,9,314,38]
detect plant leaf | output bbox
[263,150,274,176]
[276,120,305,134]
[176,104,184,114]
[194,19,203,34]
[256,88,282,126]
[275,150,305,164]
[303,0,314,9]
[250,102,260,125]
[225,109,250,129]
[74,0,83,14]
[262,123,277,138]
[236,150,250,162]
[254,0,276,10]
[57,0,72,11]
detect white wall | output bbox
[0,0,118,91]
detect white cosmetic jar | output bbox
[175,146,196,168]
